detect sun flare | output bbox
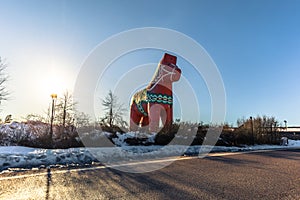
[38,68,73,100]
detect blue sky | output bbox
[0,0,299,126]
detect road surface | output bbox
[0,149,299,200]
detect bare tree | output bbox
[55,91,77,127]
[100,90,127,127]
[0,57,9,105]
[236,115,280,144]
[74,111,91,128]
[23,113,47,123]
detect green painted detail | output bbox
[136,101,148,117]
[147,92,173,105]
[133,90,173,116]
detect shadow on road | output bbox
[204,155,259,166]
[251,149,300,160]
[45,167,51,200]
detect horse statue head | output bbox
[130,53,182,132]
[147,53,181,93]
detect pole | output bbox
[50,94,57,147]
[250,116,254,145]
[63,96,67,127]
[284,120,287,130]
[50,98,55,145]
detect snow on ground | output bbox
[112,132,157,146]
[0,140,299,172]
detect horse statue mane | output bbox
[130,53,181,132]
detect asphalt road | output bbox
[0,149,299,200]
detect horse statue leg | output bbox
[160,104,172,129]
[166,104,173,127]
[149,103,162,133]
[141,116,149,127]
[130,103,142,131]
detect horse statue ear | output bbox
[160,53,177,66]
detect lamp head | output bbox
[51,94,57,99]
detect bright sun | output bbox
[39,69,72,99]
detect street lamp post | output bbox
[284,120,287,130]
[250,116,254,145]
[50,94,57,146]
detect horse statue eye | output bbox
[169,63,178,69]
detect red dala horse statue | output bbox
[130,53,181,132]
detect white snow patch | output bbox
[112,132,157,146]
[288,139,300,146]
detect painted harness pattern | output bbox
[132,89,173,117]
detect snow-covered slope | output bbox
[1,140,299,172]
